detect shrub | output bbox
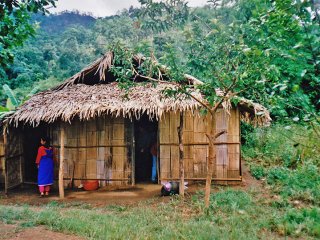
[243,123,319,168]
[267,164,320,205]
[276,208,320,237]
[267,167,290,184]
[250,164,266,180]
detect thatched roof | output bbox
[7,51,271,127]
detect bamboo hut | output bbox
[0,51,271,194]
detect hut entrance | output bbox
[134,115,158,183]
[22,125,48,183]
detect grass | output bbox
[0,188,319,239]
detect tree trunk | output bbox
[178,112,184,197]
[205,115,216,208]
[3,126,8,197]
[59,125,65,199]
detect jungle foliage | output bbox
[0,0,319,121]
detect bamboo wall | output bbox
[0,128,24,188]
[50,116,133,187]
[159,108,241,181]
[1,107,240,188]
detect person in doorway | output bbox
[35,136,54,197]
[150,141,157,183]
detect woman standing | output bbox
[150,141,157,183]
[36,136,54,197]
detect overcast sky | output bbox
[51,0,209,17]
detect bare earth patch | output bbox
[0,224,84,240]
[0,162,265,209]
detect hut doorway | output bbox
[134,115,158,183]
[22,125,48,183]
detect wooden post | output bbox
[59,125,65,199]
[131,122,135,186]
[178,112,184,197]
[3,126,8,197]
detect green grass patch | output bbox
[267,164,320,205]
[0,189,319,239]
[275,208,320,237]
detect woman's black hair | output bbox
[41,136,51,148]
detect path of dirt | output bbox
[0,163,263,207]
[239,162,264,189]
[0,224,84,240]
[0,183,168,207]
[0,181,211,207]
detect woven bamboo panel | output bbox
[159,108,240,181]
[96,159,106,186]
[215,109,229,179]
[74,163,85,186]
[169,112,179,144]
[184,113,194,178]
[78,148,86,164]
[159,113,171,179]
[86,159,97,179]
[193,146,208,177]
[160,111,210,180]
[194,114,207,143]
[51,125,59,146]
[171,146,179,178]
[86,147,97,160]
[124,118,133,183]
[159,146,170,179]
[86,127,97,147]
[184,146,193,178]
[227,108,240,178]
[5,129,23,188]
[170,112,180,178]
[110,118,125,185]
[45,107,240,186]
[78,122,87,146]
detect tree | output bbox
[134,0,274,208]
[0,0,57,68]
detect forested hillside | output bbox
[1,1,319,121]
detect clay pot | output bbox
[83,180,99,191]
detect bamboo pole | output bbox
[178,112,184,197]
[59,125,65,199]
[3,125,8,197]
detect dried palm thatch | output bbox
[6,51,271,127]
[8,83,201,126]
[7,83,270,127]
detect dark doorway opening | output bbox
[134,115,158,183]
[22,125,48,183]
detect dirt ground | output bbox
[0,183,161,206]
[0,224,85,240]
[0,163,259,207]
[0,163,260,239]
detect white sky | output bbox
[50,0,209,17]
